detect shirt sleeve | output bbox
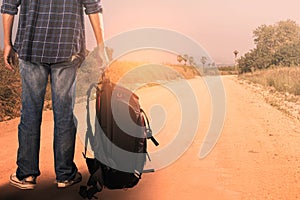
[1,0,21,15]
[82,0,103,15]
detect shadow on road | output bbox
[0,172,146,200]
[0,182,84,200]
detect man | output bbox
[1,0,107,189]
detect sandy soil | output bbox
[0,75,299,200]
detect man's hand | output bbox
[88,12,109,69]
[2,13,16,71]
[97,44,109,69]
[3,45,17,71]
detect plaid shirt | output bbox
[1,0,102,63]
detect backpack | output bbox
[79,78,159,199]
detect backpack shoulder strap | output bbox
[83,83,98,158]
[140,109,159,146]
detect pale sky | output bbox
[1,0,300,64]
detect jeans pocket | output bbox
[71,54,85,68]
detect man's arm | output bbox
[88,12,105,46]
[88,12,109,65]
[1,0,20,71]
[2,13,16,71]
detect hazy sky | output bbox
[1,0,300,64]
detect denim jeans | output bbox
[16,56,83,181]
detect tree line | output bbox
[238,19,300,73]
[176,54,216,68]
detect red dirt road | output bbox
[0,76,299,200]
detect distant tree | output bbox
[275,20,300,49]
[274,41,300,66]
[239,19,300,72]
[182,54,189,65]
[177,55,183,64]
[188,56,195,66]
[201,56,207,67]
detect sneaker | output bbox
[57,172,82,188]
[10,173,36,190]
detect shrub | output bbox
[239,66,300,96]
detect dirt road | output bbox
[0,76,299,200]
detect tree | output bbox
[200,56,207,73]
[177,55,183,64]
[274,41,300,66]
[183,54,189,65]
[201,56,207,67]
[275,20,300,48]
[238,19,300,72]
[188,56,195,66]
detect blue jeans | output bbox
[16,56,83,181]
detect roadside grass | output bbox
[0,59,52,121]
[239,67,300,97]
[0,62,21,121]
[238,67,300,119]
